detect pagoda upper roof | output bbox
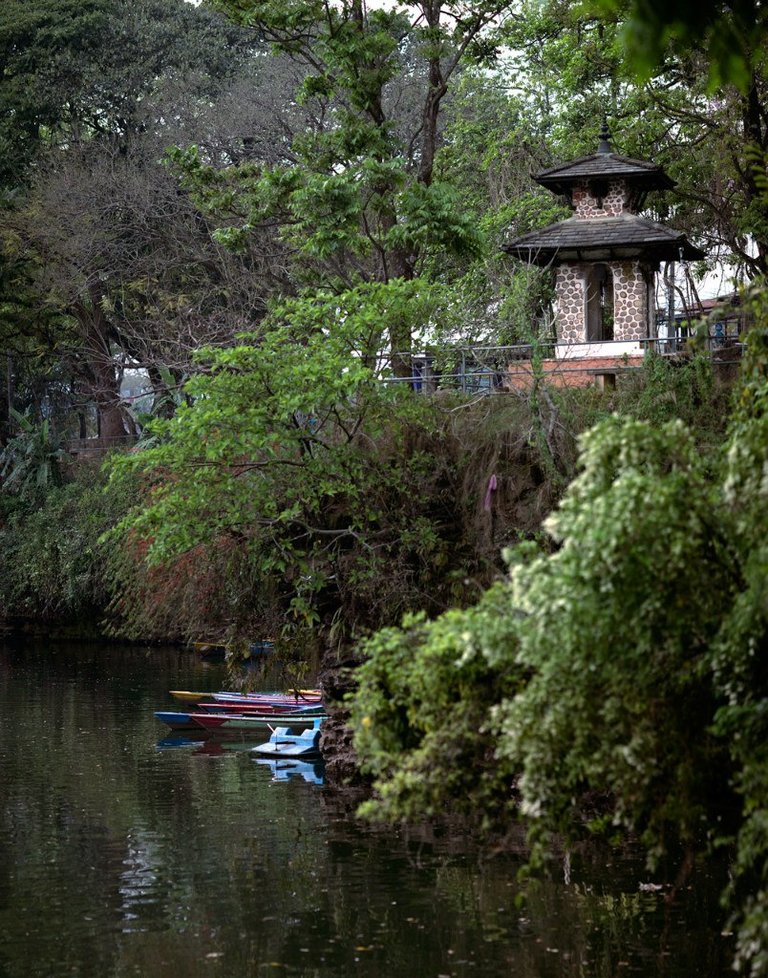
[504,214,705,266]
[534,152,675,196]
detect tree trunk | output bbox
[740,72,768,275]
[72,287,130,449]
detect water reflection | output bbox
[0,640,732,978]
[253,757,325,784]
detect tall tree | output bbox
[0,0,269,440]
[179,0,517,373]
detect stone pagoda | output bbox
[504,122,704,358]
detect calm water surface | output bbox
[0,641,732,978]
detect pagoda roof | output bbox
[535,153,675,196]
[504,214,705,266]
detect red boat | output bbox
[188,710,327,732]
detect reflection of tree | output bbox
[0,643,730,978]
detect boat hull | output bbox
[154,711,200,730]
[199,702,326,715]
[162,713,327,733]
[170,689,321,705]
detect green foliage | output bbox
[592,0,765,90]
[497,416,739,854]
[171,0,521,366]
[350,582,523,824]
[102,281,482,643]
[0,0,251,189]
[0,462,138,623]
[609,352,734,460]
[0,408,69,497]
[0,0,108,188]
[346,313,768,973]
[712,302,768,975]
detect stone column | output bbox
[555,264,587,344]
[612,261,650,340]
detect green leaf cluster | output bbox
[350,582,524,824]
[0,409,69,498]
[0,462,138,624]
[102,280,468,643]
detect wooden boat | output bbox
[251,719,323,759]
[188,711,328,732]
[169,689,321,705]
[154,710,201,730]
[210,689,321,703]
[155,704,324,730]
[169,690,216,703]
[198,701,326,715]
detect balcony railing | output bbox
[382,335,744,395]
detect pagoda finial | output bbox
[597,116,613,154]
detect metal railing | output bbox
[381,336,745,395]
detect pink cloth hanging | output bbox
[483,474,498,512]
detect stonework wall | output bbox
[572,180,627,217]
[554,264,586,343]
[554,260,654,343]
[612,261,650,340]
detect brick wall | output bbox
[505,354,644,390]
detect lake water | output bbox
[0,640,733,977]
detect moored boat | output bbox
[251,719,323,759]
[169,689,321,705]
[154,709,328,732]
[198,701,326,715]
[154,710,201,730]
[189,711,327,732]
[210,689,321,703]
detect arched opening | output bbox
[586,264,614,342]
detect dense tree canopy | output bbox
[0,0,270,441]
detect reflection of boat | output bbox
[253,757,325,785]
[156,736,207,749]
[251,719,323,758]
[192,739,258,756]
[155,736,259,755]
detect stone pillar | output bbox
[612,261,650,340]
[554,264,587,344]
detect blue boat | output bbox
[154,710,199,730]
[250,718,323,758]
